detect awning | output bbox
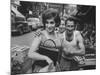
[11,6,25,18]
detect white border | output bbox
[0,0,98,75]
[20,0,96,6]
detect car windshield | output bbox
[27,18,39,23]
[15,17,26,22]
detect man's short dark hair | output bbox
[65,17,76,25]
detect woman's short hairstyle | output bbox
[41,8,61,28]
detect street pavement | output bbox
[11,31,36,48]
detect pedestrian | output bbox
[60,17,85,71]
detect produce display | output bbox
[11,45,30,74]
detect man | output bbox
[60,17,85,71]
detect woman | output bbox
[28,8,61,72]
[60,17,85,71]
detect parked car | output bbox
[27,17,40,30]
[11,17,31,35]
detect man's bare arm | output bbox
[71,31,85,55]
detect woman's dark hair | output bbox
[41,8,61,29]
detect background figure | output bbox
[60,17,85,71]
[59,19,66,33]
[28,8,61,72]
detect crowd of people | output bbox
[81,24,96,48]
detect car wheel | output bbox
[18,28,23,35]
[28,26,32,32]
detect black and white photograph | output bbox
[11,0,96,75]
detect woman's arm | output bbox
[28,34,53,64]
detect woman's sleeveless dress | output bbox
[33,31,61,69]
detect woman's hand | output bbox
[45,57,53,65]
[39,63,55,72]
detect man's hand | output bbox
[68,47,77,54]
[63,46,77,55]
[63,48,71,55]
